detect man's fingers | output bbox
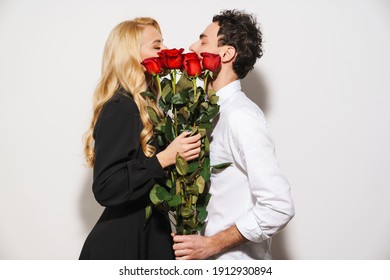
[174,249,192,257]
[173,234,190,243]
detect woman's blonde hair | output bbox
[84,18,162,167]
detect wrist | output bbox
[208,235,222,256]
[156,151,169,168]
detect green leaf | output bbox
[179,107,190,121]
[176,153,189,175]
[211,162,232,170]
[156,185,171,201]
[195,223,205,233]
[176,71,193,92]
[147,106,161,124]
[201,102,209,110]
[181,207,194,219]
[168,194,182,207]
[155,123,165,134]
[207,104,219,119]
[197,206,207,223]
[177,113,186,125]
[157,134,164,147]
[149,184,164,205]
[196,176,206,194]
[199,149,205,160]
[189,126,198,136]
[200,157,211,182]
[204,192,212,205]
[162,83,172,102]
[188,101,199,113]
[198,113,210,123]
[183,216,197,228]
[204,135,210,154]
[165,91,173,103]
[175,178,182,195]
[186,185,199,195]
[145,204,152,225]
[165,115,175,142]
[191,195,198,204]
[171,91,189,105]
[141,91,156,100]
[199,122,212,130]
[198,128,206,137]
[188,162,199,173]
[209,94,219,105]
[165,178,173,189]
[158,97,170,114]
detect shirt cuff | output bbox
[235,211,268,243]
[146,154,165,179]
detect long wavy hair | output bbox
[84,18,162,167]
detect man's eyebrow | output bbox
[199,33,207,39]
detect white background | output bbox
[0,0,389,259]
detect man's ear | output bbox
[220,46,237,63]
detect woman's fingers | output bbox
[185,133,202,143]
[185,141,201,151]
[181,148,201,161]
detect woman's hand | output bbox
[156,131,201,168]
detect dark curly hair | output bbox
[213,10,263,79]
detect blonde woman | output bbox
[79,18,201,260]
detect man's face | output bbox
[189,22,221,55]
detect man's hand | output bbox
[172,226,247,260]
[172,234,217,260]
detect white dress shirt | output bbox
[205,80,295,260]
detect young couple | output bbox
[79,10,295,260]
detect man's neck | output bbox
[210,68,238,92]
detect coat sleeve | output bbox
[92,94,165,207]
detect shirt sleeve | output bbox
[92,94,165,207]
[229,108,295,243]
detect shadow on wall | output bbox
[241,68,269,115]
[271,231,292,260]
[242,69,292,260]
[79,169,103,234]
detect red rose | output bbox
[158,48,184,69]
[141,57,163,76]
[183,53,202,77]
[201,52,221,72]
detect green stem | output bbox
[172,70,178,137]
[173,70,177,94]
[192,78,198,128]
[192,78,198,103]
[203,71,209,96]
[156,75,162,97]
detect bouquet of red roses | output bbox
[141,48,229,234]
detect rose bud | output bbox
[183,53,202,77]
[158,48,184,69]
[201,52,221,72]
[141,57,163,76]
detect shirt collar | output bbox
[216,80,242,106]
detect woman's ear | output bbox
[220,46,237,63]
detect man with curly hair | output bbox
[173,10,295,260]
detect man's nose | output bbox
[189,41,198,53]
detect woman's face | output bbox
[140,25,165,61]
